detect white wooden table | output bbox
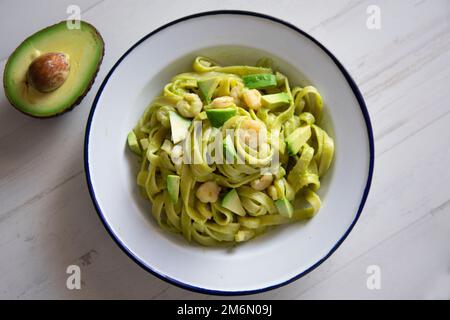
[1,0,449,300]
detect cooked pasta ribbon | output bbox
[128,57,334,246]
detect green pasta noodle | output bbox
[127,56,335,246]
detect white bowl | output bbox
[85,11,374,295]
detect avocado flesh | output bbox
[167,175,181,204]
[3,21,104,118]
[222,189,246,216]
[169,111,191,144]
[223,135,237,162]
[243,74,277,89]
[127,131,141,155]
[206,108,236,127]
[275,198,294,218]
[261,92,291,109]
[198,78,220,104]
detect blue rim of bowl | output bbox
[84,10,375,296]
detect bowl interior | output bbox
[86,12,372,293]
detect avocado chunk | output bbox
[222,189,246,216]
[275,198,294,218]
[169,111,191,144]
[127,131,141,155]
[261,92,291,109]
[198,78,220,104]
[235,230,255,242]
[243,74,277,89]
[167,175,181,204]
[285,126,312,155]
[223,135,237,162]
[3,21,104,118]
[206,108,236,127]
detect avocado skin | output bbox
[2,21,105,119]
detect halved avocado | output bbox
[3,21,104,118]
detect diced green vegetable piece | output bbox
[223,135,237,161]
[243,73,277,89]
[222,189,246,216]
[198,78,220,104]
[206,108,236,127]
[261,92,291,109]
[127,131,141,155]
[167,175,181,204]
[169,111,191,144]
[275,198,294,218]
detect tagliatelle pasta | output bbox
[127,56,334,246]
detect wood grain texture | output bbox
[0,0,449,299]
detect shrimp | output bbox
[176,93,203,118]
[155,105,174,128]
[242,89,262,110]
[196,181,221,203]
[230,86,243,105]
[209,96,234,109]
[170,144,183,166]
[241,119,263,133]
[239,119,267,148]
[250,174,274,191]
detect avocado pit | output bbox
[27,52,70,93]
